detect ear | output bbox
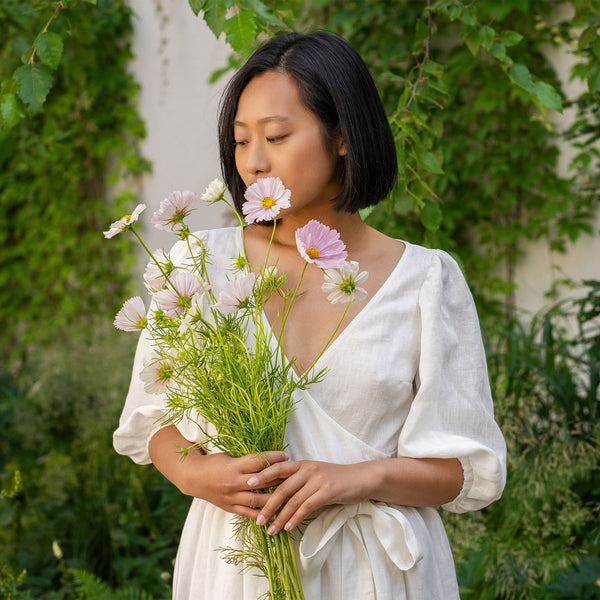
[337,136,347,156]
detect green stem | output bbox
[277,262,308,368]
[306,293,353,373]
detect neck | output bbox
[272,207,368,252]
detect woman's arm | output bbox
[148,425,290,520]
[247,457,464,534]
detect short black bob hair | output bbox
[218,31,397,214]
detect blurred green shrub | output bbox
[0,326,189,598]
[446,280,600,599]
[0,0,151,370]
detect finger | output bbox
[246,460,296,488]
[255,473,309,526]
[242,451,289,473]
[267,489,322,535]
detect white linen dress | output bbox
[113,226,507,600]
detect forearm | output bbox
[148,425,203,494]
[252,455,464,534]
[361,456,464,507]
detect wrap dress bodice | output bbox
[113,226,507,599]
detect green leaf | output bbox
[587,62,600,93]
[533,80,563,111]
[508,63,533,92]
[224,10,256,57]
[204,0,228,38]
[478,26,495,50]
[244,0,287,28]
[415,147,444,174]
[577,26,597,52]
[592,36,600,60]
[189,0,207,16]
[35,32,64,70]
[13,63,53,114]
[465,31,480,56]
[499,30,523,48]
[0,93,22,131]
[420,199,443,231]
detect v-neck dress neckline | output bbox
[235,226,411,377]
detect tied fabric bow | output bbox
[299,501,423,599]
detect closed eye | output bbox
[267,134,289,143]
[234,140,248,147]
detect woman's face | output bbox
[233,71,345,218]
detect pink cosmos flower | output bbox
[295,220,347,269]
[151,190,197,232]
[321,261,369,304]
[113,296,148,331]
[178,292,205,335]
[242,177,291,224]
[153,270,206,316]
[212,272,256,315]
[103,204,146,238]
[140,355,174,394]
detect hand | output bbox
[178,450,290,520]
[148,428,291,521]
[246,460,376,535]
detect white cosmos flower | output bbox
[212,272,256,315]
[113,296,147,331]
[140,355,174,394]
[201,178,227,203]
[321,261,369,304]
[103,204,146,238]
[143,249,173,293]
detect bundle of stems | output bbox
[107,180,363,599]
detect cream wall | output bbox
[128,0,233,257]
[128,3,599,313]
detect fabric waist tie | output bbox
[298,501,423,598]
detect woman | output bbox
[114,31,506,599]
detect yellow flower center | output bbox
[262,196,276,209]
[306,247,320,259]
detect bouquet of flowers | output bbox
[104,177,368,600]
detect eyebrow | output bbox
[233,115,290,127]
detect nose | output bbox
[244,141,270,177]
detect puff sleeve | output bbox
[397,251,507,513]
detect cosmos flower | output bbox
[321,261,369,304]
[212,272,256,315]
[151,190,197,232]
[143,249,174,293]
[153,270,206,316]
[201,178,227,203]
[242,177,291,224]
[113,296,148,331]
[103,204,146,238]
[295,220,347,269]
[140,355,174,394]
[178,292,205,335]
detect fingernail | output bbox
[256,515,266,526]
[267,524,277,535]
[284,521,293,531]
[283,452,290,459]
[247,477,258,487]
